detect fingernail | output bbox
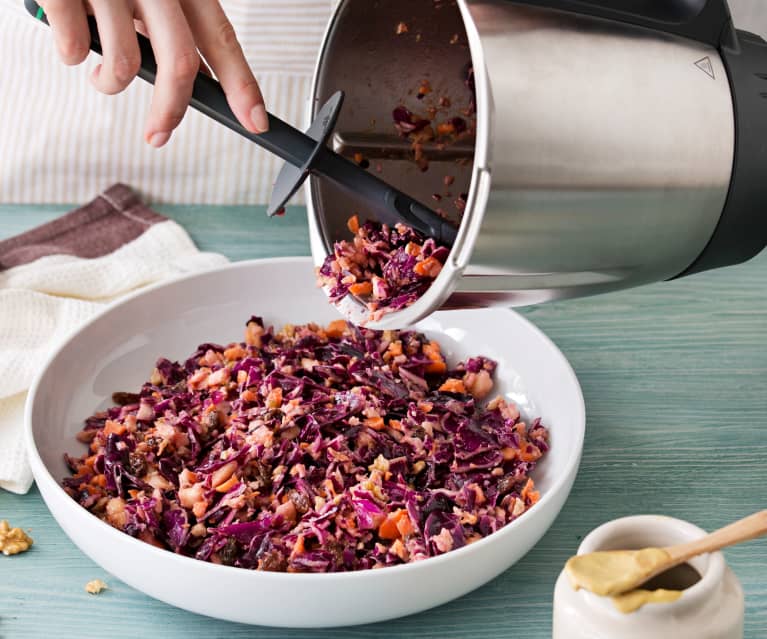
[250,104,269,133]
[148,131,171,148]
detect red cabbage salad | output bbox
[63,317,549,572]
[317,216,451,322]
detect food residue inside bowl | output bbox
[62,318,549,573]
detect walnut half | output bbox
[85,579,109,595]
[0,520,33,556]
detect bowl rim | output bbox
[24,256,585,583]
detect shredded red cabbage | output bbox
[317,217,450,321]
[63,318,548,572]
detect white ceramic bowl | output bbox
[25,257,584,628]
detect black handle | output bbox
[511,0,732,47]
[677,29,767,276]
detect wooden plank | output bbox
[1,205,765,638]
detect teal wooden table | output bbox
[1,205,765,639]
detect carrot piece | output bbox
[378,513,402,540]
[349,282,373,296]
[103,420,126,436]
[501,447,518,461]
[439,378,466,394]
[347,215,360,234]
[436,122,456,136]
[425,360,447,374]
[423,340,439,356]
[215,475,239,493]
[192,501,208,519]
[385,341,403,360]
[326,319,347,339]
[224,344,247,361]
[405,242,422,256]
[413,256,443,278]
[423,341,448,374]
[521,478,540,505]
[364,416,385,431]
[91,474,107,488]
[379,509,412,540]
[396,513,415,537]
[388,419,403,431]
[241,389,259,403]
[74,465,90,478]
[417,401,433,413]
[293,534,306,556]
[519,442,542,463]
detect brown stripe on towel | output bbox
[0,184,165,271]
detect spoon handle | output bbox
[666,510,767,563]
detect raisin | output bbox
[144,436,162,451]
[242,460,272,489]
[422,493,452,515]
[127,452,147,477]
[219,538,240,566]
[325,538,346,567]
[112,391,141,406]
[496,476,515,495]
[76,429,98,444]
[259,549,287,572]
[289,489,311,515]
[206,411,220,429]
[172,380,188,394]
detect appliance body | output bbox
[307,0,767,328]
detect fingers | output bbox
[40,0,90,65]
[136,0,199,147]
[181,0,268,133]
[89,0,141,94]
[43,0,243,146]
[135,17,211,76]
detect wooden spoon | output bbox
[566,509,767,597]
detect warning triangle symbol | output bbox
[695,56,715,79]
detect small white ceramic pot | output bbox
[553,515,744,639]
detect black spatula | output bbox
[25,0,458,246]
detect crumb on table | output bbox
[0,520,33,556]
[85,579,109,595]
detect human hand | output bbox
[40,0,268,146]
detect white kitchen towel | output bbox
[0,184,228,494]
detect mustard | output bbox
[611,588,682,614]
[565,548,672,597]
